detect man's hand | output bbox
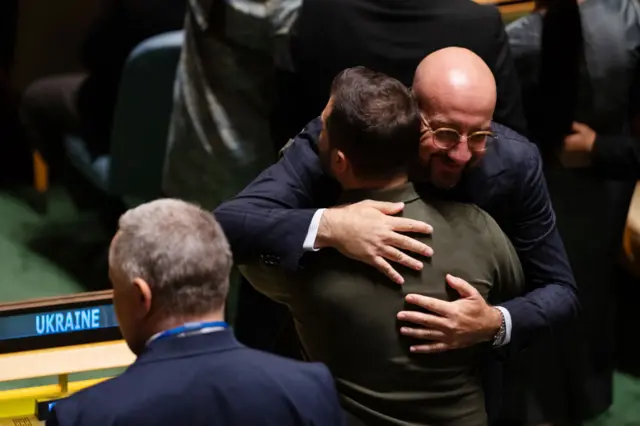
[397,274,502,353]
[561,121,597,168]
[316,200,433,284]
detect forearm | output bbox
[215,200,316,269]
[214,117,333,269]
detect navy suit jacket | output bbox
[47,330,345,426]
[215,118,579,351]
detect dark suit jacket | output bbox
[272,0,527,148]
[215,119,578,420]
[47,330,345,426]
[215,118,578,351]
[241,183,525,426]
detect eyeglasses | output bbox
[421,115,495,152]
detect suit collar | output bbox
[134,328,242,365]
[337,182,420,205]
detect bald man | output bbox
[216,48,577,422]
[240,66,524,426]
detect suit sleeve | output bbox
[498,145,579,349]
[214,118,333,269]
[482,214,526,303]
[489,9,528,136]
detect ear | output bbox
[132,278,153,317]
[333,149,349,174]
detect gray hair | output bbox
[110,198,232,316]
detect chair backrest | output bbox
[108,30,185,200]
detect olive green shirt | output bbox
[240,183,524,426]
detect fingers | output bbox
[399,327,446,341]
[387,233,433,257]
[382,246,423,271]
[409,342,449,354]
[373,256,404,285]
[364,200,405,215]
[404,294,455,317]
[397,310,448,331]
[563,133,578,145]
[445,274,479,298]
[571,121,588,133]
[387,216,433,235]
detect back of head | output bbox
[110,199,232,320]
[326,66,420,181]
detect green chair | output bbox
[64,30,184,204]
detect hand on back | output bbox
[318,200,433,284]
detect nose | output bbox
[447,138,473,164]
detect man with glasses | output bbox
[215,47,577,422]
[240,66,524,426]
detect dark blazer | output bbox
[215,119,578,420]
[47,330,345,426]
[215,117,578,352]
[272,0,527,148]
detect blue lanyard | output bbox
[148,321,229,345]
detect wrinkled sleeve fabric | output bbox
[498,144,579,349]
[214,118,330,269]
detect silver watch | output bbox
[492,310,506,347]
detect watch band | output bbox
[492,309,506,347]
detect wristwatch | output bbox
[492,309,506,347]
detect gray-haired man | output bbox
[47,199,344,426]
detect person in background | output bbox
[271,0,528,150]
[20,0,186,174]
[215,47,578,423]
[241,66,524,426]
[561,119,640,180]
[47,198,344,426]
[507,0,640,423]
[162,0,301,211]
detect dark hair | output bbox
[326,66,420,180]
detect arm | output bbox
[216,118,432,277]
[237,263,296,306]
[562,121,640,180]
[487,217,526,304]
[499,144,579,349]
[489,8,528,136]
[214,118,333,269]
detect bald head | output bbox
[413,47,496,121]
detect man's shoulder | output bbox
[407,197,494,233]
[227,348,336,399]
[52,349,334,424]
[487,122,540,172]
[50,370,132,424]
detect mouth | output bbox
[438,161,464,173]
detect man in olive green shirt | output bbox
[240,67,524,426]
